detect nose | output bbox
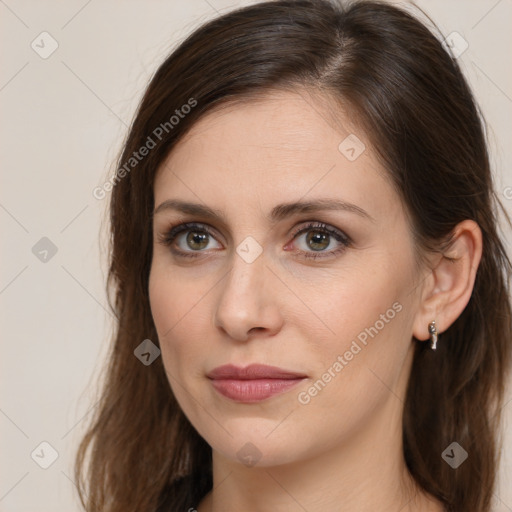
[213,248,284,342]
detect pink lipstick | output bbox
[207,364,307,403]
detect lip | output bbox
[207,364,307,403]
[207,363,307,380]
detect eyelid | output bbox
[156,221,221,246]
[288,220,351,243]
[285,221,351,260]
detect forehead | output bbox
[153,89,396,220]
[159,89,360,173]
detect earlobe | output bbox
[412,220,483,345]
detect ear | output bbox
[412,220,483,341]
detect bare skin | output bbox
[148,89,482,512]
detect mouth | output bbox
[207,364,308,403]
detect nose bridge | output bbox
[219,246,265,316]
[214,242,281,340]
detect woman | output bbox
[76,1,512,511]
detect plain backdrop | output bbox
[1,0,511,510]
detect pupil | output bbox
[307,231,329,251]
[187,231,208,250]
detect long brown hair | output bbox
[75,1,512,510]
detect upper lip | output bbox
[207,364,307,380]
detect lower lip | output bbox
[210,378,305,402]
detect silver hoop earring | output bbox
[428,320,438,350]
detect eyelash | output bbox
[156,221,351,260]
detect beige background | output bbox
[1,0,511,510]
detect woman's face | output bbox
[149,89,427,468]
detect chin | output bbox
[200,420,311,469]
[216,439,301,469]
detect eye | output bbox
[286,221,351,260]
[157,221,351,260]
[156,222,222,258]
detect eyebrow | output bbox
[153,198,375,223]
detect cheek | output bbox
[148,264,219,397]
[293,306,411,446]
[148,269,176,337]
[148,260,202,335]
[148,267,198,364]
[301,262,405,354]
[297,259,414,406]
[149,269,214,438]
